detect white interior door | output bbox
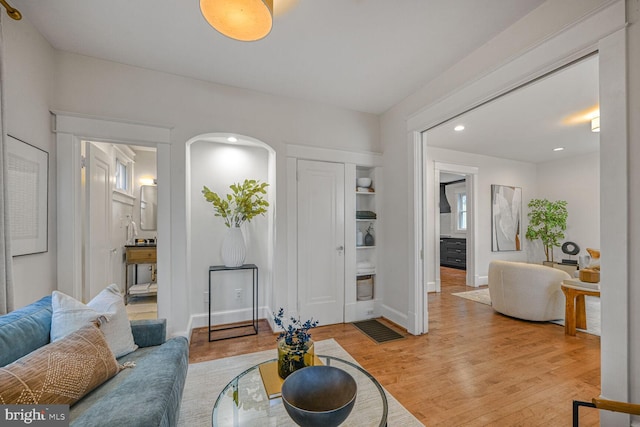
[85,142,113,301]
[297,159,345,325]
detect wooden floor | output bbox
[189,267,601,426]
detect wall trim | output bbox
[53,112,174,331]
[188,306,271,332]
[286,143,382,167]
[380,303,408,329]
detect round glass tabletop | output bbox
[212,355,388,426]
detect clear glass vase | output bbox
[277,339,314,379]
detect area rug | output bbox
[452,288,491,305]
[452,288,601,336]
[352,319,405,343]
[178,338,423,426]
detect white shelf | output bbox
[346,164,381,323]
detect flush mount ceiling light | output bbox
[591,116,600,132]
[454,125,465,132]
[200,0,273,42]
[553,147,565,152]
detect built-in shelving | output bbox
[345,162,382,323]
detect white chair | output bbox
[488,260,570,321]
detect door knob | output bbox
[336,245,344,251]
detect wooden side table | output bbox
[561,281,600,336]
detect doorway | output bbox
[436,169,475,292]
[416,53,600,334]
[83,141,158,318]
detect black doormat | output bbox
[351,319,405,344]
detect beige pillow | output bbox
[0,324,120,405]
[51,284,138,358]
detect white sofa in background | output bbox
[488,260,570,321]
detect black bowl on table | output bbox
[281,365,357,427]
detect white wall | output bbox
[426,147,536,288]
[49,52,379,334]
[625,0,640,417]
[3,15,57,308]
[189,141,270,323]
[535,151,600,263]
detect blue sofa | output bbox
[0,295,189,427]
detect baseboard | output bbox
[475,275,488,287]
[380,304,407,330]
[188,306,270,335]
[427,281,437,292]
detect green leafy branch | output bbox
[202,179,269,228]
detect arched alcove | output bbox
[185,134,276,329]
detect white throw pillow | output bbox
[51,284,138,358]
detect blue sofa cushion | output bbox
[130,318,167,348]
[0,296,52,367]
[70,336,189,427]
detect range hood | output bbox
[440,184,451,213]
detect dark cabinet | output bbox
[440,238,466,269]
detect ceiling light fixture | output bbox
[200,0,273,42]
[454,125,465,132]
[227,136,238,143]
[0,0,21,20]
[553,147,564,152]
[591,116,600,132]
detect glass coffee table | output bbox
[212,355,388,426]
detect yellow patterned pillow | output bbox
[0,324,120,405]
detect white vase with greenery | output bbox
[202,179,269,268]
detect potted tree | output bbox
[525,198,568,264]
[202,179,269,267]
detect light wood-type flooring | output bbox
[189,267,601,426]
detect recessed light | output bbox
[553,147,564,152]
[227,136,238,143]
[454,125,465,132]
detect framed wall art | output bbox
[6,135,48,256]
[491,184,522,252]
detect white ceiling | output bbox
[13,0,597,165]
[12,0,545,115]
[427,55,599,164]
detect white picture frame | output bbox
[6,135,49,256]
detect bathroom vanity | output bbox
[124,243,157,303]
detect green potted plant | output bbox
[202,179,269,267]
[273,308,319,379]
[525,198,568,264]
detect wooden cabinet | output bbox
[125,246,157,264]
[440,238,466,269]
[124,245,157,303]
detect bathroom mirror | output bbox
[140,185,157,231]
